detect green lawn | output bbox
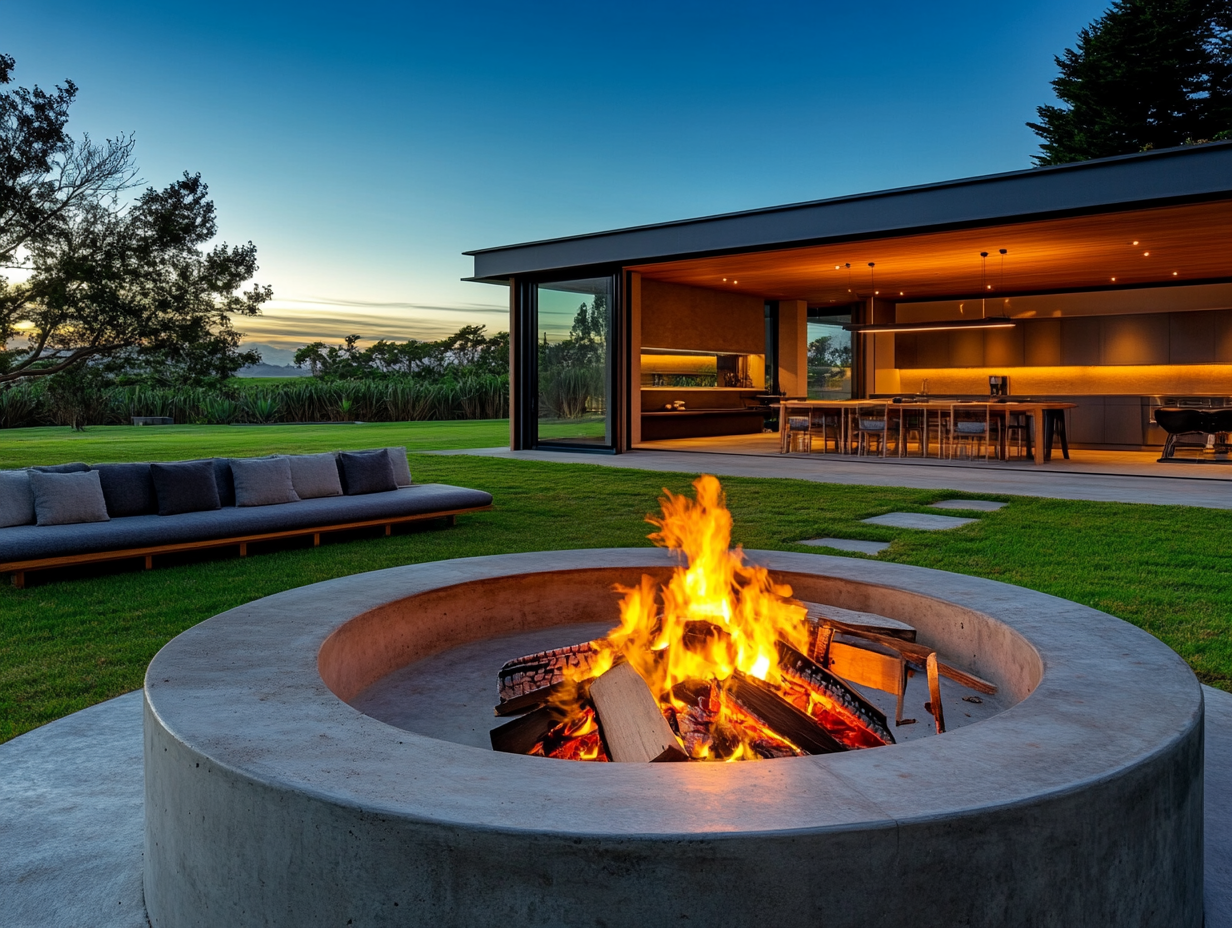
[1,422,1229,743]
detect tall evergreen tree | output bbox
[1028,0,1232,165]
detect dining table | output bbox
[777,398,1077,465]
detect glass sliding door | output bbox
[535,277,613,448]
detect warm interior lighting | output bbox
[897,364,1232,396]
[846,319,1017,334]
[1133,241,1140,245]
[1144,252,1150,257]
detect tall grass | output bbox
[0,375,509,427]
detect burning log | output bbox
[494,680,576,717]
[727,674,846,755]
[490,704,565,754]
[777,642,895,747]
[498,641,603,704]
[589,661,687,763]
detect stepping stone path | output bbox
[799,538,889,555]
[930,499,1006,512]
[862,512,977,530]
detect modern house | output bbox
[465,142,1232,454]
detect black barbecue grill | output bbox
[1155,406,1232,462]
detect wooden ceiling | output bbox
[629,200,1232,305]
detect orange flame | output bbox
[562,475,813,761]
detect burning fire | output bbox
[552,475,820,761]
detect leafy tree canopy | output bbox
[294,325,509,381]
[0,55,269,388]
[1028,0,1232,165]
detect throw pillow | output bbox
[385,446,412,486]
[337,449,397,496]
[30,462,90,474]
[150,460,222,516]
[0,470,35,528]
[28,470,111,526]
[287,453,343,499]
[230,456,300,507]
[94,462,157,518]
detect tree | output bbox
[1,172,269,387]
[0,55,269,389]
[1028,0,1232,165]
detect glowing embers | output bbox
[490,476,977,763]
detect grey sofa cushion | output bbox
[94,463,157,518]
[287,453,343,499]
[0,484,494,561]
[151,461,222,516]
[29,470,111,526]
[0,470,35,528]
[348,447,412,486]
[337,450,397,496]
[230,456,300,507]
[31,462,90,474]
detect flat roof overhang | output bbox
[466,142,1232,296]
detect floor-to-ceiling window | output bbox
[807,308,853,400]
[535,277,614,448]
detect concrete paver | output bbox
[931,499,1007,511]
[862,512,978,530]
[799,538,889,555]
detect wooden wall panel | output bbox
[1101,313,1169,365]
[894,333,918,369]
[1023,319,1062,366]
[640,279,763,354]
[1214,311,1232,363]
[1169,312,1215,364]
[950,330,985,367]
[915,331,950,367]
[1060,317,1101,366]
[984,326,1025,367]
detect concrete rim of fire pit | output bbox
[143,549,1204,928]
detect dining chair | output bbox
[950,405,999,461]
[783,415,812,453]
[855,403,891,456]
[808,406,843,454]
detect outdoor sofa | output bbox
[0,447,492,588]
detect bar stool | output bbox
[1042,409,1069,461]
[1004,410,1032,460]
[783,415,812,453]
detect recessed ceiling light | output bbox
[1173,271,1179,276]
[1143,251,1150,256]
[1132,241,1139,245]
[899,291,904,296]
[1111,277,1117,281]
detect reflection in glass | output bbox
[537,278,611,447]
[807,312,853,400]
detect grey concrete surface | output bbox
[0,690,145,928]
[798,536,889,554]
[432,446,1232,509]
[351,619,1004,747]
[862,511,978,530]
[143,550,1204,927]
[2,663,1230,927]
[931,499,1007,511]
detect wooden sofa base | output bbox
[2,505,492,589]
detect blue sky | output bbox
[5,0,1110,354]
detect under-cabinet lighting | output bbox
[844,319,1017,334]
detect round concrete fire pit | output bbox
[144,550,1204,927]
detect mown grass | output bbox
[0,419,595,467]
[1,425,1228,744]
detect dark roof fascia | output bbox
[467,142,1232,282]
